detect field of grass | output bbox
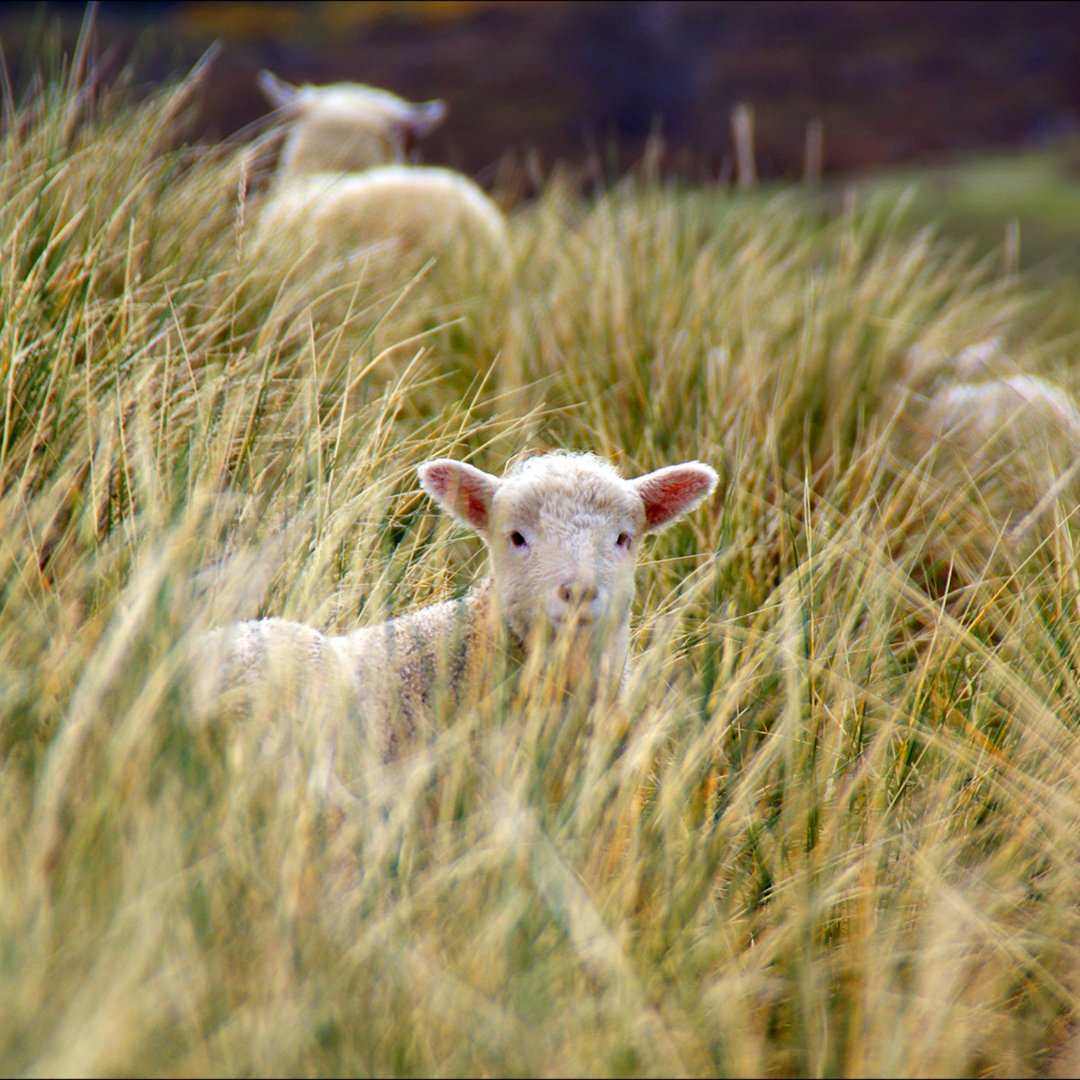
[2,62,1080,1078]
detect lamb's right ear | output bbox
[418,460,499,536]
[258,70,303,112]
[631,462,719,532]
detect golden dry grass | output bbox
[1,63,1079,1078]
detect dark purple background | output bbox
[4,1,1080,183]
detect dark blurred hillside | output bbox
[4,1,1080,182]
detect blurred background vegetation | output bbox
[6,0,1080,277]
[5,2,1077,170]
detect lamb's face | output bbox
[418,452,719,650]
[487,460,645,644]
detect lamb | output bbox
[197,452,718,757]
[253,71,511,274]
[890,341,1080,572]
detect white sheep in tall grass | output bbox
[891,340,1080,570]
[197,452,718,756]
[254,71,511,275]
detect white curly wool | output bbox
[254,71,510,270]
[199,452,718,755]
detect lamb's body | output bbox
[205,583,496,757]
[254,72,510,272]
[198,453,718,756]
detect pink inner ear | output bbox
[635,464,718,530]
[419,460,496,532]
[461,485,490,530]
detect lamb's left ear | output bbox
[631,462,719,532]
[418,459,499,537]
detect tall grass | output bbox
[2,64,1078,1078]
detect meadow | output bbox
[2,63,1079,1077]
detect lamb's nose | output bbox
[558,581,598,606]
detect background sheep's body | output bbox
[258,165,511,271]
[198,453,718,755]
[891,341,1080,572]
[254,72,511,273]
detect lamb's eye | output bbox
[510,531,528,549]
[616,532,632,549]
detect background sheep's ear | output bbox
[401,99,447,141]
[631,463,719,532]
[258,70,303,112]
[418,459,499,535]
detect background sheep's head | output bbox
[259,70,446,172]
[418,452,718,649]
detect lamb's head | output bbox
[259,70,447,174]
[418,452,718,650]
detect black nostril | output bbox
[559,583,598,605]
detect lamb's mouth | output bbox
[553,613,596,626]
[547,613,602,641]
